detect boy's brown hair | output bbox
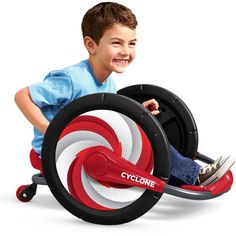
[81,2,137,44]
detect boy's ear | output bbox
[83,36,97,55]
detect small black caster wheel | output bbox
[16,183,37,202]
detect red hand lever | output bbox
[147,104,156,112]
[83,146,166,193]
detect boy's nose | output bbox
[120,45,130,55]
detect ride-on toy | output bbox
[16,84,234,224]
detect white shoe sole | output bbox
[200,156,235,186]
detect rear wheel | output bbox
[16,184,37,202]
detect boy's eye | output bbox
[112,41,120,45]
[129,42,136,47]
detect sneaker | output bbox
[197,156,235,186]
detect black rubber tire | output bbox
[42,93,170,224]
[118,84,198,159]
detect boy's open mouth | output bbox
[113,59,129,64]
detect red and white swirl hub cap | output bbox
[55,110,162,210]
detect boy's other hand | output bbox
[142,99,160,116]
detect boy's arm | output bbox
[14,87,49,135]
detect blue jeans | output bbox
[168,145,201,185]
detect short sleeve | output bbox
[29,70,73,108]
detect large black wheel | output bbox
[42,93,170,225]
[118,84,198,159]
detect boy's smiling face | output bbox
[86,24,136,82]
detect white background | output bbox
[0,0,235,235]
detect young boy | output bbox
[15,2,234,186]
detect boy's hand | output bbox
[142,99,160,116]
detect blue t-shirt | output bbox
[29,60,117,154]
